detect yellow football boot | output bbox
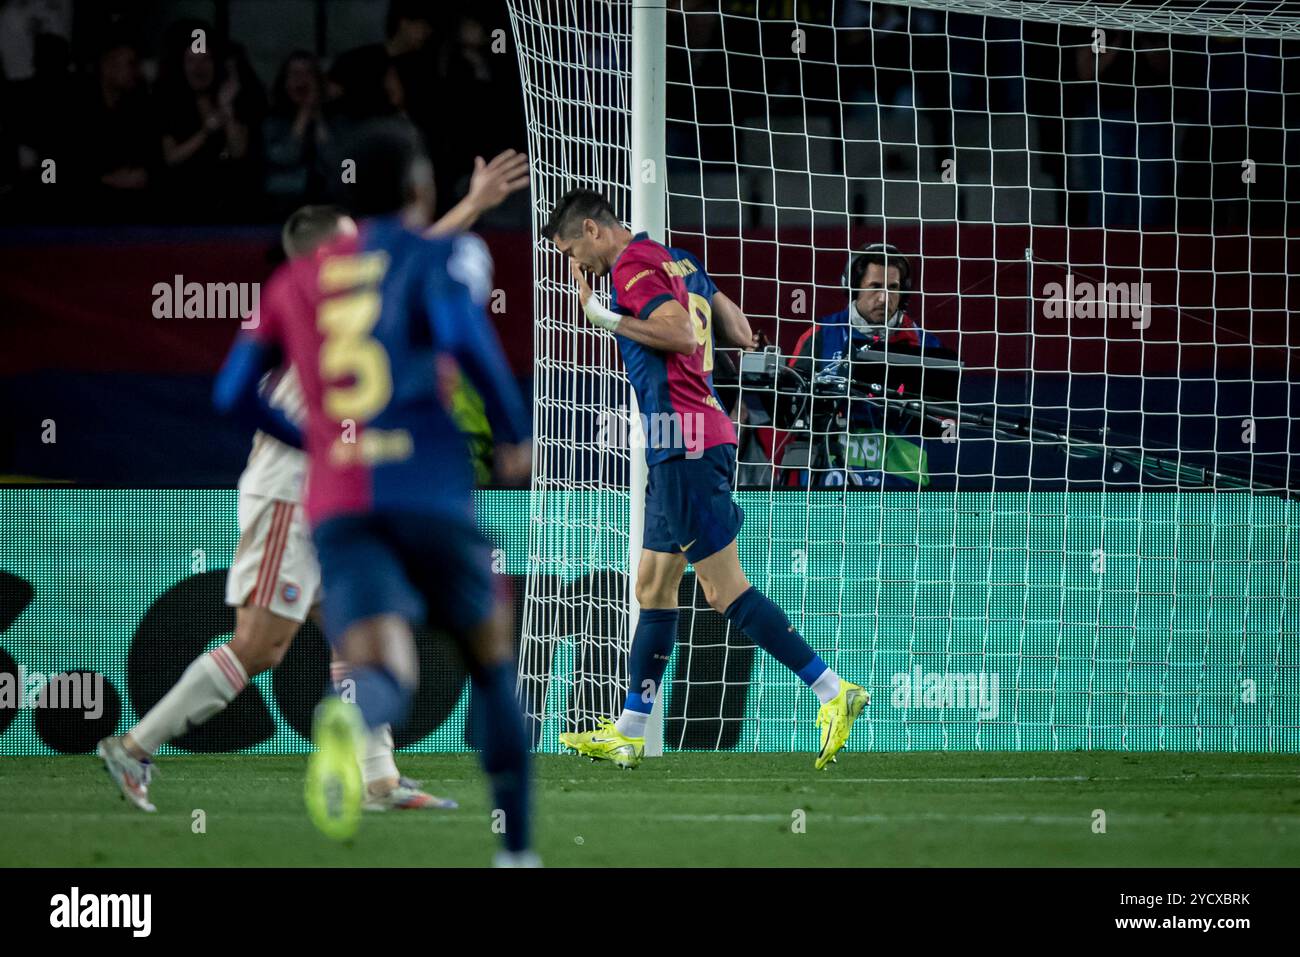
[305,697,365,840]
[560,717,644,769]
[815,681,870,770]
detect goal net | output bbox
[505,0,1299,754]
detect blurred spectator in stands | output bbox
[321,44,420,205]
[0,1,70,217]
[155,23,262,221]
[0,0,72,83]
[9,33,76,187]
[76,35,156,220]
[782,244,945,489]
[833,0,872,104]
[263,50,332,216]
[328,43,404,127]
[872,4,917,108]
[0,68,16,202]
[430,12,524,217]
[834,2,914,107]
[666,0,730,171]
[908,8,952,142]
[385,0,438,133]
[1180,35,1285,234]
[445,17,497,94]
[947,12,1025,116]
[225,43,267,142]
[1066,30,1174,229]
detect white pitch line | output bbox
[658,813,1076,824]
[85,771,1293,789]
[652,812,1297,825]
[614,772,1300,784]
[4,808,1293,830]
[4,810,1289,825]
[335,772,1299,785]
[645,776,1094,784]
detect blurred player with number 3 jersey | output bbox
[210,124,535,863]
[98,210,449,815]
[543,189,869,771]
[96,149,530,822]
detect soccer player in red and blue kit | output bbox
[543,189,870,770]
[212,125,536,862]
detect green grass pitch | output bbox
[2,751,1297,867]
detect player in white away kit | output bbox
[97,151,530,812]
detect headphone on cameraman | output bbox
[841,242,912,324]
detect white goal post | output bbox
[629,0,668,757]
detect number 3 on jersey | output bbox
[317,252,392,421]
[688,292,714,373]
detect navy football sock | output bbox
[614,608,678,737]
[723,587,828,683]
[474,661,531,853]
[349,664,413,730]
[623,608,679,716]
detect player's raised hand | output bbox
[570,259,621,332]
[427,150,529,236]
[569,257,593,307]
[465,149,530,213]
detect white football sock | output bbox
[811,668,842,705]
[493,850,542,868]
[130,644,248,756]
[362,724,400,787]
[614,709,649,739]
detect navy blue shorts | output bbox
[643,443,744,564]
[312,510,495,650]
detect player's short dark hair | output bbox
[282,205,347,259]
[324,118,432,218]
[542,189,619,241]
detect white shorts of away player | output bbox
[224,493,321,623]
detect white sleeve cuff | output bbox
[583,296,622,332]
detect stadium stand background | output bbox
[0,0,1291,488]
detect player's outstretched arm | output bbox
[569,258,697,355]
[712,290,757,349]
[427,149,530,237]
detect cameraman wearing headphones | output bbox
[786,243,945,488]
